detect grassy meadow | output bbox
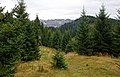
[15,46,120,77]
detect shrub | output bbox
[52,51,67,69]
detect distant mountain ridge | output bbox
[59,16,118,37]
[60,16,96,32]
[41,19,73,27]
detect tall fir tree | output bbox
[41,27,51,46]
[112,9,120,57]
[13,0,40,61]
[34,15,43,46]
[75,8,90,55]
[51,30,61,50]
[13,0,28,21]
[0,6,21,76]
[0,6,6,22]
[45,29,53,47]
[117,9,120,19]
[61,30,71,51]
[93,5,112,55]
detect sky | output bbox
[0,0,120,20]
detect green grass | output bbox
[15,46,120,77]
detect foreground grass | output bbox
[15,46,120,77]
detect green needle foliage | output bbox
[51,30,61,50]
[0,1,42,76]
[112,9,120,57]
[61,31,71,51]
[76,8,91,55]
[93,5,112,55]
[52,51,67,69]
[13,0,41,61]
[0,6,21,77]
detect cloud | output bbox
[1,0,120,20]
[0,0,15,11]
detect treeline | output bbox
[42,6,120,57]
[0,0,120,76]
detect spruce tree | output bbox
[41,27,51,46]
[93,5,112,55]
[13,0,28,21]
[52,51,67,69]
[61,31,71,51]
[51,30,61,50]
[65,37,78,53]
[45,29,53,47]
[112,9,120,57]
[117,9,120,19]
[0,6,21,76]
[75,8,90,55]
[13,0,41,61]
[34,15,42,46]
[0,6,5,22]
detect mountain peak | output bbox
[41,19,73,27]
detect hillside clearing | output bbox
[15,46,120,77]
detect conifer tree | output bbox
[0,6,6,22]
[93,5,112,55]
[51,30,61,50]
[75,8,90,55]
[117,9,120,19]
[13,0,40,61]
[34,15,42,46]
[0,6,21,76]
[45,29,53,47]
[13,0,28,21]
[65,37,78,53]
[52,51,67,69]
[41,27,51,46]
[61,31,71,51]
[112,9,120,57]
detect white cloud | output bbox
[1,0,120,20]
[0,0,15,12]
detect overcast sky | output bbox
[1,0,120,20]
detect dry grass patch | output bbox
[15,46,120,77]
[15,61,53,77]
